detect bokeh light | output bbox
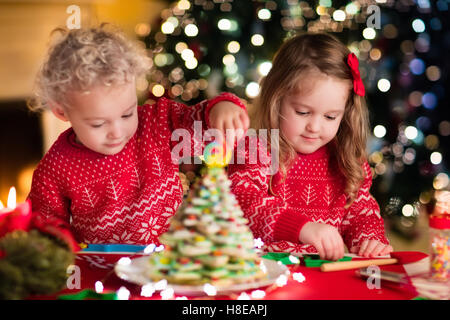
[152,84,165,97]
[362,28,376,39]
[345,2,359,15]
[430,152,442,165]
[408,91,423,107]
[218,18,231,30]
[227,41,240,53]
[258,8,271,20]
[404,126,418,140]
[258,61,272,76]
[422,92,437,109]
[426,66,441,81]
[377,79,391,92]
[332,10,346,21]
[373,125,387,138]
[412,19,426,32]
[424,135,439,150]
[438,121,450,136]
[415,116,431,131]
[184,24,199,37]
[245,82,260,98]
[433,173,449,190]
[409,58,425,75]
[161,21,175,34]
[402,204,414,217]
[251,34,264,46]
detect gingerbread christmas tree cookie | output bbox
[147,142,266,286]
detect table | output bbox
[31,251,426,300]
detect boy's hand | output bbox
[209,101,249,147]
[350,240,393,258]
[299,222,345,261]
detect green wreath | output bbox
[0,229,75,300]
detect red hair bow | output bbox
[347,53,365,97]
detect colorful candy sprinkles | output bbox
[429,214,450,281]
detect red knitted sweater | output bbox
[228,138,389,254]
[28,93,245,244]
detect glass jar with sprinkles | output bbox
[429,191,450,281]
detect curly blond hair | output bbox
[251,32,369,206]
[28,24,151,111]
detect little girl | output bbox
[27,25,248,245]
[228,33,393,260]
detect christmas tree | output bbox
[140,0,449,240]
[147,143,265,286]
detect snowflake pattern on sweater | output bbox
[28,93,245,244]
[228,138,389,255]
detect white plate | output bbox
[114,256,289,296]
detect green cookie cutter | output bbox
[58,289,118,300]
[303,254,352,267]
[262,252,300,265]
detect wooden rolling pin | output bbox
[321,258,398,272]
[320,252,428,272]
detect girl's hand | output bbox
[299,222,345,261]
[209,101,249,147]
[350,240,393,258]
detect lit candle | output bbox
[0,186,32,237]
[0,187,16,214]
[7,186,16,209]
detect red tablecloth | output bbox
[33,252,421,300]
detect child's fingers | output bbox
[321,239,331,260]
[361,240,378,258]
[224,119,236,148]
[379,245,394,256]
[350,246,359,254]
[210,128,224,145]
[332,236,345,261]
[335,236,345,260]
[313,241,326,260]
[209,119,224,141]
[230,120,246,143]
[322,237,337,261]
[326,236,338,261]
[235,128,245,143]
[330,242,340,261]
[368,242,386,257]
[358,240,369,256]
[240,111,250,130]
[232,118,245,138]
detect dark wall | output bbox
[0,101,43,199]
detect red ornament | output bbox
[0,199,80,252]
[32,214,81,252]
[347,53,365,97]
[0,200,32,237]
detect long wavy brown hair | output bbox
[251,32,369,206]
